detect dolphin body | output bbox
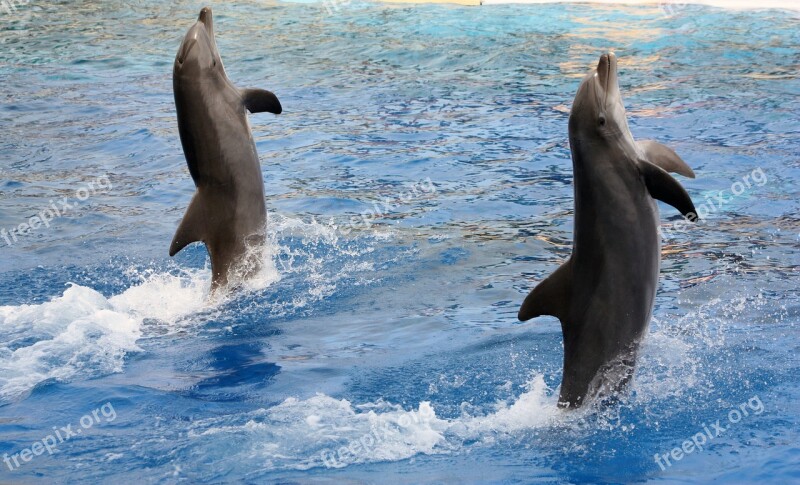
[170,7,282,290]
[519,53,698,408]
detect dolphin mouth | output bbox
[177,40,194,65]
[597,53,617,93]
[596,52,618,109]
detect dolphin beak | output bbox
[175,7,219,69]
[596,52,618,94]
[177,7,215,66]
[597,52,617,91]
[198,6,213,27]
[196,7,214,39]
[197,6,217,54]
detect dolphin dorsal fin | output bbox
[169,194,206,257]
[639,160,698,221]
[638,140,695,178]
[519,259,572,322]
[241,88,282,115]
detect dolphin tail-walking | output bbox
[170,7,282,291]
[518,52,697,407]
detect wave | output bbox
[186,373,562,472]
[0,214,373,403]
[177,288,772,473]
[0,271,209,403]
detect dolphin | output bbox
[518,53,698,408]
[170,7,282,291]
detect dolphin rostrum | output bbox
[170,7,282,291]
[519,53,698,408]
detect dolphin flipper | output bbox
[519,259,572,322]
[241,88,282,114]
[170,194,206,256]
[639,160,698,221]
[638,140,695,179]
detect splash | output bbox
[185,374,562,472]
[0,215,380,403]
[0,269,211,402]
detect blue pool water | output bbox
[1,1,798,483]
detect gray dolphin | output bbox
[170,7,282,291]
[519,53,697,408]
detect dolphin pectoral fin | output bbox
[638,140,695,178]
[639,160,699,221]
[169,194,206,257]
[519,259,572,322]
[241,88,282,114]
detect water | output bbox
[1,1,798,483]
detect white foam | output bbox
[0,215,374,402]
[109,270,211,323]
[635,292,768,407]
[186,373,562,471]
[183,290,766,472]
[0,270,212,402]
[181,287,768,472]
[455,375,562,439]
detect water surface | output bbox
[0,1,798,483]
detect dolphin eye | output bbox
[598,115,606,126]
